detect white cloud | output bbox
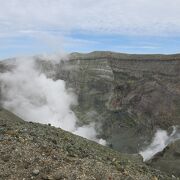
[0,0,180,37]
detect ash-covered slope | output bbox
[0,108,172,179]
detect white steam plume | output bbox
[140,126,180,161]
[0,57,106,145]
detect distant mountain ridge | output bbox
[70,51,180,61]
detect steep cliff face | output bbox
[1,52,180,153]
[51,52,180,154]
[0,52,180,176]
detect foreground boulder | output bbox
[0,108,173,179]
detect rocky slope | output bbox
[0,51,180,177]
[0,108,173,179]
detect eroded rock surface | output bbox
[50,52,180,154]
[1,52,180,152]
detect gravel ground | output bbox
[0,108,175,180]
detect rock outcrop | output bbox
[51,52,180,154]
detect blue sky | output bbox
[1,0,180,59]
